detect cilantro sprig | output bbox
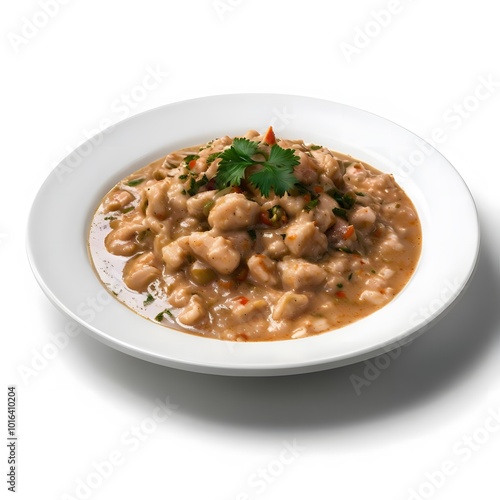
[215,137,300,197]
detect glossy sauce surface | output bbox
[89,130,422,341]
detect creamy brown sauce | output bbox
[88,129,421,341]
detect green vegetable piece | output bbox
[304,199,319,212]
[336,247,359,255]
[342,191,356,209]
[206,152,222,165]
[190,265,216,285]
[327,189,357,209]
[187,174,209,196]
[155,309,173,322]
[333,207,348,219]
[126,178,145,187]
[184,154,200,166]
[268,205,286,225]
[203,200,215,217]
[143,294,155,306]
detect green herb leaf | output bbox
[184,154,200,166]
[126,178,145,187]
[104,215,116,221]
[249,145,300,197]
[304,198,319,212]
[143,294,155,306]
[155,309,173,322]
[309,144,322,150]
[206,152,222,165]
[215,138,300,197]
[187,174,209,196]
[342,192,356,209]
[289,183,309,196]
[122,206,134,214]
[332,207,348,219]
[216,138,258,189]
[336,247,359,255]
[247,229,256,241]
[137,229,152,242]
[327,189,357,209]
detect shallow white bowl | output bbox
[27,94,479,376]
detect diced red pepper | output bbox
[335,291,346,298]
[234,296,249,305]
[263,126,276,145]
[189,159,197,169]
[259,211,273,226]
[343,225,355,240]
[313,185,324,194]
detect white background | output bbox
[2,1,500,499]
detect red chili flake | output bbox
[234,296,249,305]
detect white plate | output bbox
[27,94,479,376]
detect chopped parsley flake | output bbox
[155,309,173,322]
[143,294,155,306]
[332,207,348,219]
[126,178,145,187]
[206,152,222,165]
[304,198,319,212]
[187,174,209,196]
[183,154,200,165]
[327,189,357,209]
[336,247,358,254]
